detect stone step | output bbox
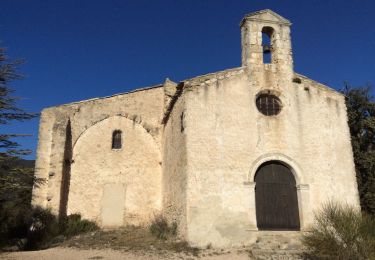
[250,249,305,260]
[251,231,304,250]
[248,231,305,259]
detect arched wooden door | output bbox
[255,161,300,230]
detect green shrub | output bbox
[0,158,98,250]
[0,200,31,247]
[149,215,177,240]
[59,213,98,237]
[0,164,35,247]
[22,208,99,250]
[302,202,375,260]
[25,206,60,250]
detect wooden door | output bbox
[255,162,300,230]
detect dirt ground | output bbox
[0,247,251,260]
[0,227,252,259]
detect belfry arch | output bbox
[261,26,274,64]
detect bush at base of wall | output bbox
[25,207,99,250]
[302,202,375,260]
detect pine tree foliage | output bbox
[343,84,375,215]
[0,46,37,159]
[0,158,35,245]
[0,44,37,246]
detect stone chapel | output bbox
[32,9,360,247]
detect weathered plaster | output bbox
[32,9,360,248]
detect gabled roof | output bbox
[294,72,344,97]
[240,9,291,26]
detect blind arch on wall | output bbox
[69,115,162,226]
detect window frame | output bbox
[256,93,282,116]
[111,130,122,150]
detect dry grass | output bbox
[302,202,375,260]
[149,215,177,240]
[61,226,200,256]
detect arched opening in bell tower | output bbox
[262,26,274,64]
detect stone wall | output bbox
[69,115,161,226]
[32,9,360,248]
[162,95,188,237]
[181,67,359,247]
[32,109,55,208]
[183,69,258,247]
[32,86,164,226]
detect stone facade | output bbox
[32,10,360,247]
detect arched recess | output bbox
[246,153,311,230]
[255,161,300,230]
[67,115,161,227]
[72,114,158,150]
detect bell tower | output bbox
[240,10,294,82]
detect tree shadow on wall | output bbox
[59,120,72,220]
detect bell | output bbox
[263,44,271,54]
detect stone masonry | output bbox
[32,10,360,247]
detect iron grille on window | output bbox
[112,130,122,149]
[256,94,282,116]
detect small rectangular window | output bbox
[112,130,122,149]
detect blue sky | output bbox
[1,0,375,159]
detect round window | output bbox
[256,93,282,116]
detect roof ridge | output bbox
[183,66,245,86]
[294,72,344,96]
[49,83,163,109]
[241,9,291,26]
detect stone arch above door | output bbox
[247,153,305,185]
[245,153,312,230]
